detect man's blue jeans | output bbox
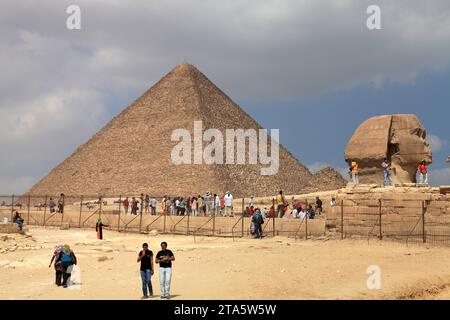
[384,170,393,187]
[140,269,152,297]
[159,267,172,297]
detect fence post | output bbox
[61,198,65,227]
[341,199,344,240]
[10,194,14,221]
[139,205,143,234]
[305,199,308,239]
[422,200,426,243]
[43,195,48,226]
[78,195,83,228]
[270,197,275,237]
[305,209,308,240]
[379,199,382,240]
[27,195,31,226]
[241,198,244,237]
[212,207,216,236]
[187,212,190,235]
[118,196,121,232]
[163,210,166,233]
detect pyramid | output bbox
[27,64,318,198]
[301,167,347,194]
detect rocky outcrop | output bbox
[344,114,432,185]
[302,167,347,194]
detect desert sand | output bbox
[1,226,450,300]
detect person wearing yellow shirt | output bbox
[350,160,359,187]
[276,190,286,218]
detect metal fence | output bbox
[1,194,449,245]
[0,194,326,240]
[331,198,450,245]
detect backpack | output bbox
[61,252,73,263]
[253,213,263,224]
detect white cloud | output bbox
[427,134,446,153]
[1,0,450,193]
[429,167,450,186]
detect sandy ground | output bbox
[1,226,450,300]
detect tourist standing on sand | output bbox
[96,216,109,240]
[49,244,64,286]
[140,194,145,214]
[150,197,157,215]
[251,208,264,239]
[145,195,150,214]
[137,243,154,299]
[59,244,77,288]
[204,192,211,215]
[276,190,286,218]
[186,197,191,215]
[131,197,138,215]
[191,197,198,216]
[179,198,186,215]
[418,160,428,184]
[350,161,359,187]
[382,158,394,187]
[197,195,203,216]
[315,197,323,215]
[156,242,175,299]
[123,197,129,214]
[214,194,220,216]
[48,198,56,213]
[57,193,65,213]
[224,191,233,217]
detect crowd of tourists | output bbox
[121,191,234,217]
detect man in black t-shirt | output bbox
[137,243,154,299]
[155,242,175,299]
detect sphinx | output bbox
[344,114,432,185]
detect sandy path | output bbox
[1,226,450,300]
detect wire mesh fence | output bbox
[1,194,449,245]
[330,198,450,246]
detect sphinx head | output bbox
[345,114,432,185]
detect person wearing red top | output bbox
[248,206,255,217]
[123,197,129,214]
[417,160,428,184]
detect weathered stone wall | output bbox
[328,185,450,239]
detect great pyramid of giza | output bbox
[27,64,342,198]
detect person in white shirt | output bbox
[298,209,307,220]
[150,198,157,215]
[224,192,233,217]
[214,194,220,216]
[292,208,298,218]
[262,207,269,219]
[329,197,336,207]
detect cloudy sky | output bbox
[1,0,449,194]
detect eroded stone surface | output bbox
[345,114,432,185]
